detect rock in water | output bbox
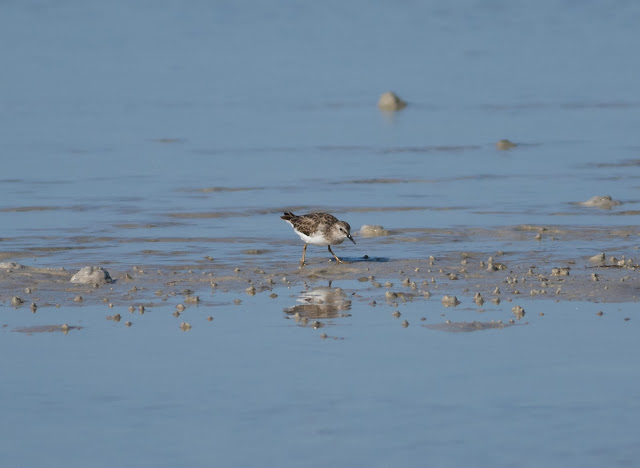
[0,262,26,270]
[577,195,621,209]
[359,225,390,237]
[378,91,407,111]
[496,139,517,150]
[70,266,113,284]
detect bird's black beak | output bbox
[348,234,356,244]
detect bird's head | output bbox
[334,221,356,244]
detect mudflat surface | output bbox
[2,2,640,468]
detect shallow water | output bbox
[2,1,640,466]
[1,284,639,468]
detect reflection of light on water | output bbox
[284,287,352,319]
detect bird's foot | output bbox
[331,258,349,264]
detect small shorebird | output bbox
[281,212,356,266]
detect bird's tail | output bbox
[281,211,296,221]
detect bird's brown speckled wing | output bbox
[288,212,338,236]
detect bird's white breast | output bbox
[295,229,330,246]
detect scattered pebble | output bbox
[486,257,507,271]
[385,291,398,300]
[511,305,525,319]
[496,139,517,150]
[125,321,132,327]
[441,295,460,307]
[474,293,484,306]
[401,320,409,328]
[180,322,192,331]
[392,311,401,318]
[11,296,24,307]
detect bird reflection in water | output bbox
[284,285,352,324]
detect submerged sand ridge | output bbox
[1,238,638,321]
[1,222,638,336]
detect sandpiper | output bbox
[281,212,356,266]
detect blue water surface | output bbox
[1,1,640,467]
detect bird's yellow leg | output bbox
[328,245,348,264]
[300,243,308,266]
